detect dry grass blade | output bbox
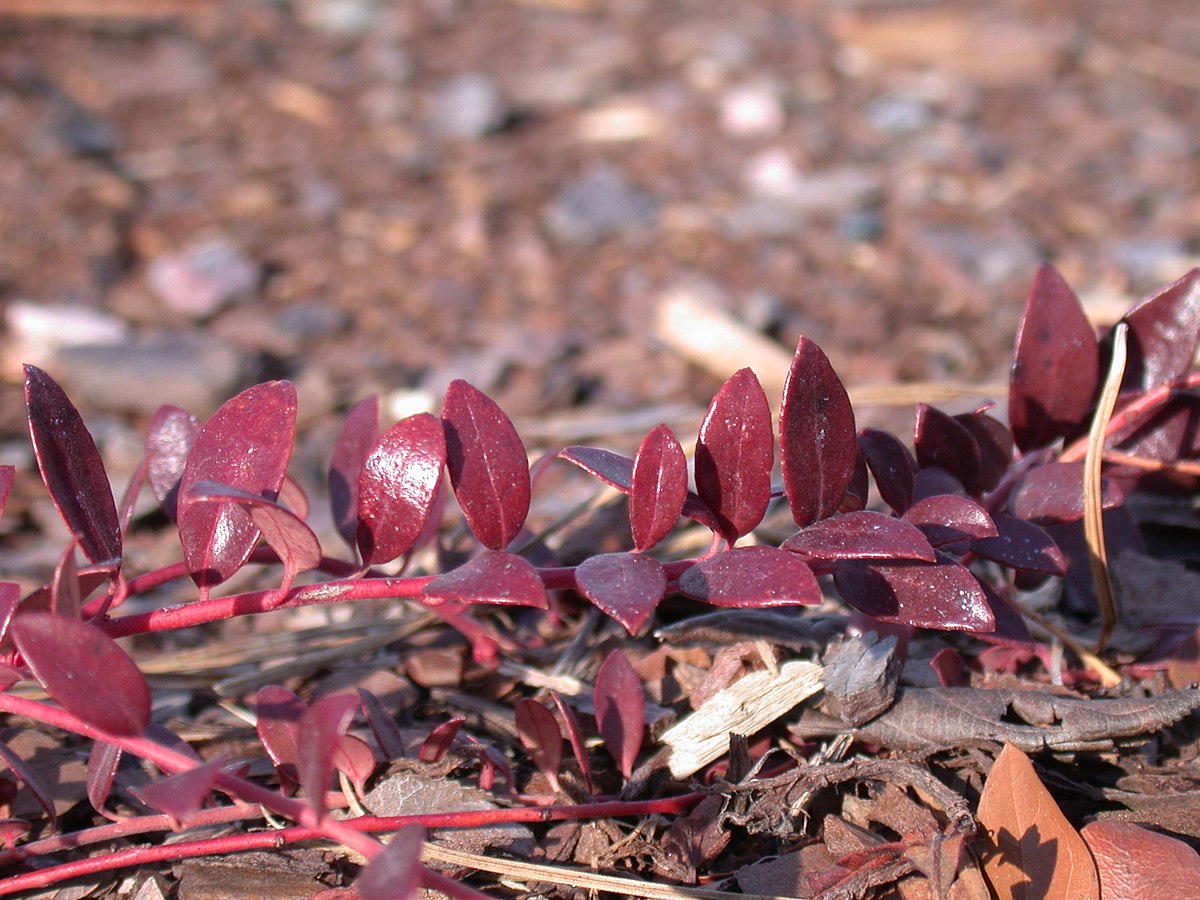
[1086,322,1127,653]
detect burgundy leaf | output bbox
[902,495,997,549]
[550,692,593,794]
[333,733,377,798]
[629,424,688,551]
[514,698,563,793]
[833,555,995,632]
[695,368,774,541]
[296,692,360,819]
[256,685,306,792]
[0,741,58,835]
[145,405,199,520]
[176,381,297,591]
[557,445,633,490]
[0,465,14,521]
[24,365,121,564]
[1008,264,1101,451]
[86,741,122,818]
[594,650,644,780]
[842,450,869,513]
[132,757,226,827]
[330,395,379,553]
[356,412,446,566]
[423,551,548,608]
[1120,268,1200,391]
[977,582,1036,648]
[914,404,982,494]
[0,582,17,648]
[419,717,464,763]
[954,410,1013,493]
[781,511,936,567]
[576,552,667,635]
[779,337,857,527]
[442,380,531,550]
[678,546,821,607]
[278,476,310,521]
[50,541,83,620]
[858,428,916,513]
[0,662,19,694]
[355,825,425,900]
[1010,461,1123,524]
[11,612,150,737]
[358,689,407,762]
[971,513,1066,576]
[913,466,968,502]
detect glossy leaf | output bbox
[1081,820,1200,898]
[1008,264,1101,451]
[557,445,633,490]
[677,546,821,607]
[24,365,121,564]
[359,689,407,762]
[954,410,1013,493]
[914,403,982,494]
[781,510,936,567]
[296,692,360,819]
[576,552,667,635]
[902,495,996,549]
[145,405,199,519]
[971,513,1066,576]
[594,650,644,780]
[779,337,857,527]
[1010,461,1122,524]
[329,395,379,553]
[0,465,14,521]
[551,692,593,794]
[256,685,306,792]
[11,612,151,737]
[0,583,18,648]
[857,428,916,514]
[176,381,297,591]
[333,733,377,798]
[514,698,563,793]
[442,379,530,550]
[0,741,58,835]
[694,368,774,541]
[86,741,122,819]
[354,412,446,566]
[833,554,995,632]
[355,825,425,900]
[419,717,464,763]
[423,551,548,608]
[1120,268,1200,391]
[133,757,226,827]
[629,424,688,551]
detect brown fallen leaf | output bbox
[976,743,1099,899]
[1080,821,1200,899]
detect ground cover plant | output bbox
[1,264,1200,897]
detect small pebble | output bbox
[544,164,658,244]
[430,73,508,140]
[718,81,785,137]
[146,239,261,319]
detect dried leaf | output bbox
[677,546,821,607]
[833,555,995,632]
[296,693,360,819]
[329,395,379,553]
[423,551,548,608]
[594,650,644,779]
[1080,820,1200,898]
[782,511,936,567]
[970,513,1065,576]
[902,495,997,549]
[133,758,226,827]
[858,428,916,514]
[355,825,425,900]
[514,699,563,793]
[576,552,666,635]
[629,424,688,551]
[145,405,199,520]
[914,403,982,495]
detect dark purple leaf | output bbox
[781,511,936,568]
[423,551,548,608]
[176,381,297,592]
[902,495,996,549]
[24,365,120,564]
[557,446,633,490]
[333,733,377,798]
[11,612,150,737]
[132,757,225,827]
[1008,264,1101,451]
[912,466,967,502]
[87,741,122,819]
[145,405,199,520]
[49,541,83,620]
[1120,268,1200,391]
[442,380,530,550]
[356,412,445,566]
[256,685,305,792]
[419,717,464,763]
[514,698,563,793]
[1011,461,1123,524]
[550,692,593,794]
[678,546,821,607]
[833,555,995,632]
[914,404,982,494]
[954,411,1013,493]
[695,368,774,541]
[971,513,1066,576]
[629,424,688,551]
[355,825,425,900]
[296,692,360,819]
[977,582,1036,648]
[330,395,379,553]
[358,689,407,762]
[842,450,869,513]
[0,465,14,521]
[779,337,857,527]
[594,650,644,780]
[858,428,916,513]
[576,552,666,635]
[0,740,58,834]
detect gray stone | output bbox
[431,72,508,140]
[544,164,658,244]
[866,94,933,135]
[146,238,261,319]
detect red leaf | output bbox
[971,513,1065,576]
[695,368,774,541]
[901,495,997,549]
[419,717,464,763]
[1120,267,1200,390]
[914,404,982,494]
[780,337,857,527]
[0,465,14,521]
[0,740,58,834]
[1008,264,1101,451]
[857,428,916,513]
[929,647,967,687]
[133,757,226,827]
[550,692,593,794]
[176,381,297,591]
[781,511,935,567]
[11,612,151,737]
[594,650,644,780]
[86,741,122,819]
[256,685,306,792]
[557,445,633,490]
[1011,460,1123,524]
[629,424,688,551]
[144,405,199,520]
[355,825,425,900]
[296,693,360,819]
[24,365,121,564]
[329,395,379,553]
[442,380,530,550]
[356,412,445,566]
[278,476,310,521]
[333,733,377,798]
[50,541,83,620]
[0,583,18,649]
[833,555,995,632]
[514,699,563,793]
[423,551,548,608]
[678,546,821,607]
[1081,820,1200,899]
[576,552,666,635]
[358,689,407,762]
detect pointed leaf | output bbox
[576,552,666,635]
[902,495,997,549]
[356,825,425,900]
[24,365,120,564]
[978,582,1036,648]
[550,692,593,793]
[419,717,464,763]
[833,555,995,632]
[86,741,122,819]
[1009,264,1101,451]
[858,428,916,513]
[358,689,407,762]
[779,338,857,527]
[1081,820,1200,899]
[954,410,1013,493]
[333,733,377,798]
[442,380,530,550]
[971,513,1065,576]
[678,546,821,607]
[628,424,688,551]
[256,685,306,792]
[423,551,548,608]
[0,465,14,521]
[176,381,297,590]
[330,395,379,553]
[11,612,150,737]
[0,740,58,835]
[557,445,633,490]
[914,403,982,494]
[781,510,935,566]
[296,692,360,819]
[594,650,644,780]
[695,368,774,541]
[355,412,445,566]
[50,540,83,620]
[133,757,226,827]
[1011,460,1123,524]
[145,405,199,520]
[515,699,563,793]
[977,743,1100,898]
[1120,268,1200,390]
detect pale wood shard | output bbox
[660,659,823,779]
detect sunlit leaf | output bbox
[902,495,996,549]
[576,552,666,635]
[594,650,644,780]
[833,554,995,632]
[49,540,83,620]
[419,717,464,763]
[629,424,688,551]
[144,405,199,520]
[329,395,379,553]
[132,757,226,827]
[1120,267,1200,391]
[678,546,820,607]
[423,551,548,608]
[255,685,306,793]
[1081,820,1200,898]
[333,733,377,799]
[296,693,360,819]
[781,510,935,567]
[514,698,563,793]
[1010,460,1122,524]
[86,741,122,819]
